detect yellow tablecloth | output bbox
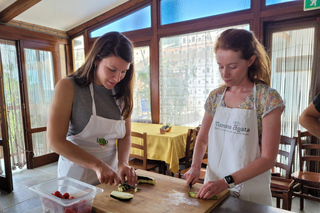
[131,122,191,174]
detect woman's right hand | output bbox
[184,166,201,186]
[94,162,120,185]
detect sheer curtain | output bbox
[270,28,314,137]
[132,46,151,123]
[159,24,249,126]
[0,39,26,170]
[24,48,55,156]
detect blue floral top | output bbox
[205,84,285,143]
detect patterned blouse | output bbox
[205,84,285,143]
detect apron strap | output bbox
[89,84,97,116]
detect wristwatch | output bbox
[224,175,235,188]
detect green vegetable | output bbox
[188,192,218,200]
[118,183,131,192]
[138,175,156,185]
[110,191,133,201]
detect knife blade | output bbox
[188,182,192,193]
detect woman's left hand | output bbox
[118,162,138,186]
[197,179,228,199]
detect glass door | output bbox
[20,41,59,169]
[0,40,14,193]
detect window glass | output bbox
[160,0,250,25]
[32,131,52,156]
[91,5,151,38]
[72,35,85,72]
[132,46,151,123]
[159,24,249,126]
[59,44,67,78]
[266,0,297,6]
[24,48,55,129]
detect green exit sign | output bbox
[304,0,320,11]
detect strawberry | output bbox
[64,208,77,213]
[62,192,70,199]
[53,191,62,198]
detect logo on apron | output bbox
[97,137,108,146]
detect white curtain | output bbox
[0,39,26,170]
[24,48,55,156]
[159,24,249,126]
[270,27,315,173]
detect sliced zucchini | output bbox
[188,192,218,200]
[138,175,156,185]
[118,183,131,192]
[110,191,133,201]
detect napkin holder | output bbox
[160,125,172,134]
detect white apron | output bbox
[58,84,126,185]
[204,84,272,206]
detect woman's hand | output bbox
[94,162,120,185]
[197,179,228,199]
[184,166,201,186]
[118,162,138,186]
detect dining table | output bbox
[131,122,192,174]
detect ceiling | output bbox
[0,0,128,31]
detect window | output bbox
[160,0,250,25]
[90,5,151,38]
[72,35,85,72]
[270,27,315,137]
[159,24,249,126]
[132,46,151,123]
[266,0,297,6]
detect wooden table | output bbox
[93,170,229,213]
[131,122,191,174]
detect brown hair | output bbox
[69,31,134,119]
[214,29,270,86]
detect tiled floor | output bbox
[0,162,320,212]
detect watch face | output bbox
[225,175,234,184]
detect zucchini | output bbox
[110,191,133,201]
[118,183,131,192]
[138,175,156,185]
[188,192,218,200]
[118,182,140,192]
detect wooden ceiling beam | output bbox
[0,0,41,23]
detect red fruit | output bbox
[64,208,77,213]
[70,196,75,199]
[62,192,70,199]
[53,191,62,198]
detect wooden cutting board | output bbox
[93,169,229,213]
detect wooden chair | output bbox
[292,130,320,210]
[178,127,200,170]
[270,135,297,211]
[177,126,206,183]
[129,131,166,174]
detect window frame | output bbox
[67,0,320,124]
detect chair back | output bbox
[297,130,320,172]
[273,135,297,179]
[184,126,200,168]
[130,131,147,170]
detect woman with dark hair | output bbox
[47,32,137,186]
[184,29,285,205]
